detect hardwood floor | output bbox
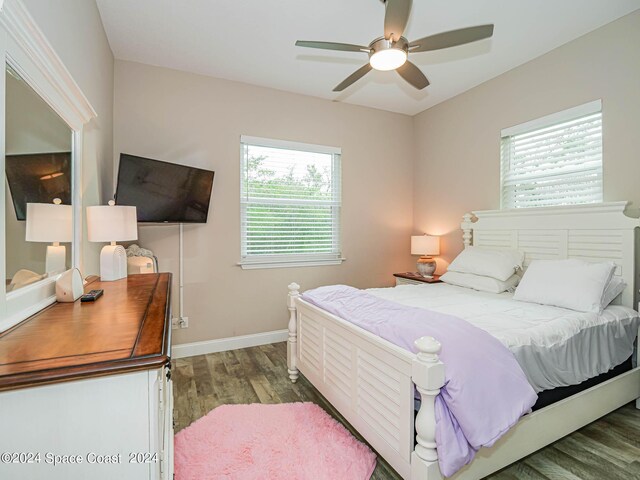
[172,342,640,480]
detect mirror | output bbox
[4,64,73,292]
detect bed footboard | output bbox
[286,282,446,480]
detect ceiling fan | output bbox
[295,0,494,91]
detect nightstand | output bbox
[394,272,442,286]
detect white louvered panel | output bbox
[356,349,404,453]
[358,394,401,451]
[517,231,562,266]
[358,379,401,426]
[358,351,402,396]
[474,230,512,248]
[299,316,321,377]
[357,399,401,453]
[325,328,352,354]
[324,330,353,402]
[358,366,402,408]
[567,249,623,259]
[568,231,624,275]
[301,332,321,362]
[325,357,352,400]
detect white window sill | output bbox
[238,258,346,270]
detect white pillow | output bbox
[448,246,524,281]
[513,259,616,313]
[441,271,520,294]
[601,276,626,309]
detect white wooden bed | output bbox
[286,202,640,480]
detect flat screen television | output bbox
[115,153,215,223]
[5,152,72,221]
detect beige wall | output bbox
[23,0,114,276]
[413,10,640,273]
[113,60,415,344]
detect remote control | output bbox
[80,289,104,302]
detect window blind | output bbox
[500,101,603,209]
[240,136,342,268]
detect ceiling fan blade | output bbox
[295,40,368,53]
[333,63,373,92]
[384,0,412,41]
[396,61,429,90]
[409,24,494,52]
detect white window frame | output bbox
[239,135,343,269]
[500,99,603,210]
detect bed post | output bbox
[411,336,445,480]
[462,213,473,248]
[287,283,300,383]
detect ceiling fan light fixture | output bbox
[294,1,494,91]
[369,48,407,71]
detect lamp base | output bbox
[100,244,127,281]
[417,256,436,278]
[45,245,66,274]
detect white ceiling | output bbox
[96,0,640,116]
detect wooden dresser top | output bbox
[0,273,172,391]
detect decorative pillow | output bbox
[441,271,520,294]
[601,276,626,310]
[513,259,616,313]
[448,246,524,281]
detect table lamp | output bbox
[87,200,137,281]
[411,234,440,278]
[26,198,72,274]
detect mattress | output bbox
[366,283,640,392]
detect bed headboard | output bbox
[461,202,639,309]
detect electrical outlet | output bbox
[171,317,189,329]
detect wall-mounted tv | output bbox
[5,152,72,221]
[115,153,215,223]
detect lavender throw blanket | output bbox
[302,285,537,477]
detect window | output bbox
[500,100,602,209]
[240,136,342,268]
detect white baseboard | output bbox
[171,329,289,359]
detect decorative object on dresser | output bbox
[25,198,72,274]
[394,272,442,286]
[126,244,158,274]
[411,234,440,277]
[86,200,138,281]
[0,273,173,480]
[54,268,83,302]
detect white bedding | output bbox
[367,283,639,392]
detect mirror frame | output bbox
[0,0,96,330]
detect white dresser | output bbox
[0,274,173,480]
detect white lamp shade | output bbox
[25,203,72,243]
[411,235,440,256]
[87,205,138,242]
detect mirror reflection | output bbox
[5,64,73,292]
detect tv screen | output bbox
[115,153,215,223]
[5,152,72,221]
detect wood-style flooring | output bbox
[172,342,640,480]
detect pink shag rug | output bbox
[174,402,376,480]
